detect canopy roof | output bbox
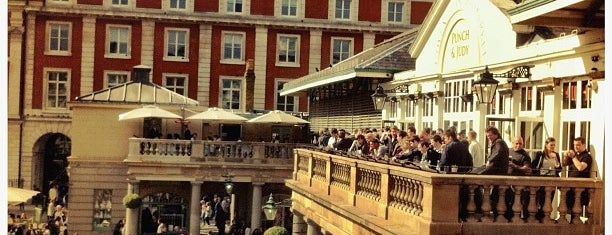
[279,28,418,96]
[75,81,199,106]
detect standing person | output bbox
[467,130,485,167]
[563,136,592,178]
[438,128,473,173]
[508,136,532,175]
[531,137,562,176]
[214,195,228,235]
[49,183,58,206]
[481,126,509,175]
[112,219,124,235]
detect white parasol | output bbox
[186,107,247,122]
[247,110,309,124]
[8,187,40,206]
[118,105,182,121]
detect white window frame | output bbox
[43,68,71,111]
[46,21,72,56]
[104,0,134,8]
[47,0,74,5]
[330,0,358,21]
[164,28,190,62]
[104,70,130,88]
[162,0,194,12]
[330,37,353,65]
[276,34,300,67]
[384,0,407,24]
[280,0,297,17]
[225,0,244,14]
[275,80,297,112]
[163,73,189,96]
[221,31,246,64]
[105,25,131,58]
[219,77,243,111]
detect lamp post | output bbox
[371,84,388,111]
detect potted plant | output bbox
[122,193,143,209]
[263,226,289,235]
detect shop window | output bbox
[561,121,590,150]
[562,80,591,110]
[93,189,113,231]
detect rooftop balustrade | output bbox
[286,148,603,235]
[126,138,302,164]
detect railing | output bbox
[127,138,302,163]
[288,149,604,235]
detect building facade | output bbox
[7,0,433,234]
[284,0,605,234]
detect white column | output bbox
[305,217,320,235]
[291,211,306,235]
[80,16,96,95]
[230,193,236,224]
[125,180,140,235]
[140,20,155,67]
[190,181,203,235]
[197,24,213,105]
[253,26,268,110]
[363,32,375,50]
[250,182,264,231]
[309,30,323,74]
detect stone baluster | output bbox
[465,185,477,221]
[480,184,491,222]
[502,185,516,222]
[563,187,577,224]
[399,179,409,211]
[473,185,484,222]
[516,186,529,223]
[555,187,568,224]
[415,181,423,215]
[543,186,556,223]
[407,180,416,214]
[458,184,469,222]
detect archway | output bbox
[33,133,71,206]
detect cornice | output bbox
[25,6,412,34]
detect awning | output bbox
[75,81,199,106]
[280,29,419,96]
[508,0,604,29]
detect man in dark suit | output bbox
[439,128,473,173]
[213,195,227,235]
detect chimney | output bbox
[245,59,255,113]
[133,65,152,84]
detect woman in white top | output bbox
[531,137,562,176]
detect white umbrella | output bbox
[247,110,310,124]
[118,105,182,121]
[186,107,247,122]
[8,187,40,206]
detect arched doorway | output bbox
[33,133,71,206]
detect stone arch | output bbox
[20,121,71,189]
[30,130,72,206]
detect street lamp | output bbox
[262,193,278,221]
[473,66,499,104]
[371,84,388,111]
[224,175,234,194]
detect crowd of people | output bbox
[312,125,593,178]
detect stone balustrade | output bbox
[127,138,302,163]
[287,149,604,235]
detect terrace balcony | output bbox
[286,149,603,235]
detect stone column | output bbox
[250,182,264,230]
[190,181,203,235]
[125,180,140,235]
[305,217,320,235]
[244,59,255,113]
[291,211,306,235]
